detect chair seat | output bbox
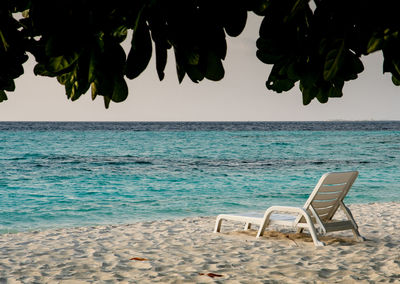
[219,212,297,226]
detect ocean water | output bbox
[1,121,400,233]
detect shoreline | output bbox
[2,199,399,236]
[1,202,399,283]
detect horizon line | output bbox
[0,120,399,123]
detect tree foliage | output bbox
[0,0,399,108]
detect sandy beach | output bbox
[1,202,399,283]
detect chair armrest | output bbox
[258,205,326,246]
[263,206,306,217]
[262,206,315,231]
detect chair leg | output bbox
[214,217,223,233]
[340,202,365,242]
[244,223,251,230]
[299,211,325,246]
[352,228,366,242]
[296,228,304,234]
[256,220,268,238]
[307,225,325,247]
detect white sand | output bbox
[1,202,399,283]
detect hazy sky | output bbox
[1,14,400,121]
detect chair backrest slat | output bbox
[313,191,344,201]
[296,171,358,225]
[312,199,340,208]
[322,172,356,185]
[311,206,334,216]
[318,184,346,193]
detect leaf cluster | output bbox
[0,1,29,102]
[1,0,400,107]
[256,0,400,104]
[0,0,265,107]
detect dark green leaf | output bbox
[47,53,79,75]
[266,65,296,92]
[392,75,400,86]
[256,50,284,64]
[392,61,400,78]
[45,37,63,57]
[330,79,344,96]
[104,96,111,109]
[64,73,75,100]
[315,84,331,104]
[336,52,364,82]
[266,78,295,92]
[148,11,170,81]
[112,26,128,42]
[383,29,399,41]
[287,62,300,81]
[111,76,128,103]
[318,39,328,56]
[187,50,200,66]
[316,90,328,103]
[284,0,309,23]
[34,63,56,77]
[367,35,383,54]
[88,50,97,84]
[256,38,285,64]
[249,0,269,16]
[56,73,68,84]
[300,82,315,105]
[186,65,204,83]
[95,76,114,98]
[204,52,224,81]
[174,48,186,83]
[328,84,343,97]
[224,7,247,37]
[155,43,167,81]
[210,27,227,60]
[348,54,364,76]
[299,70,318,89]
[0,90,7,102]
[323,40,345,81]
[91,82,97,100]
[126,21,153,79]
[3,79,15,92]
[176,63,185,83]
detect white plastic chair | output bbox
[214,171,365,246]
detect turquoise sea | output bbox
[1,121,400,233]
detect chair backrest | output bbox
[296,171,358,225]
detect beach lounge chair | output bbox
[214,171,365,246]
